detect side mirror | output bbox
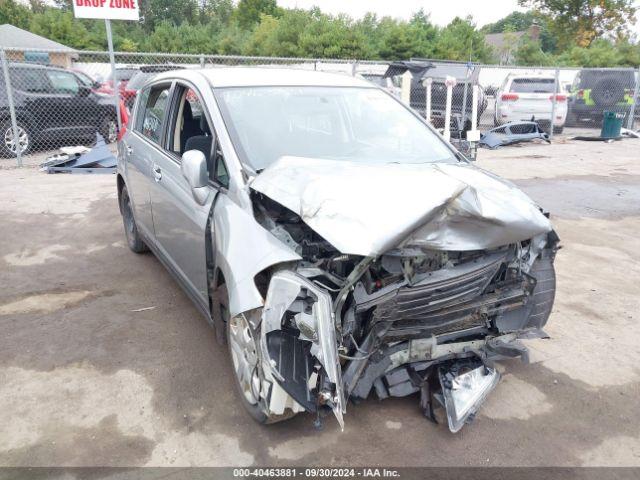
[181,150,209,204]
[77,85,91,97]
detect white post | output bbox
[549,67,560,140]
[105,19,122,133]
[443,75,457,141]
[423,77,432,124]
[471,84,478,131]
[401,71,412,105]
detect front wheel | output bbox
[1,119,32,158]
[223,292,297,425]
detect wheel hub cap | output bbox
[4,126,28,154]
[229,314,261,405]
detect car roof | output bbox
[152,67,375,88]
[507,73,555,80]
[8,62,67,72]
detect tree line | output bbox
[0,0,638,67]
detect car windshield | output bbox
[214,86,456,170]
[510,78,555,93]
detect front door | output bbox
[148,84,217,305]
[43,69,98,137]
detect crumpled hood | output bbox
[250,156,552,256]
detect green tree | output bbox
[407,9,438,58]
[557,39,624,67]
[244,10,305,57]
[234,0,279,29]
[300,13,369,59]
[140,0,198,32]
[514,38,552,65]
[434,17,495,62]
[29,9,99,49]
[0,0,31,29]
[118,38,138,52]
[518,0,637,49]
[377,18,421,60]
[199,0,234,25]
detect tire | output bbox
[225,300,268,425]
[222,283,297,425]
[591,78,625,108]
[0,119,32,158]
[120,185,148,253]
[100,115,118,144]
[527,257,556,329]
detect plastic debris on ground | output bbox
[40,133,116,174]
[479,121,551,149]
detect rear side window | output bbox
[46,71,80,94]
[510,78,555,93]
[10,68,49,93]
[135,84,171,144]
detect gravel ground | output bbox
[0,135,639,467]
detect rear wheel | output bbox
[120,185,148,253]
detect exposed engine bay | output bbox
[240,187,560,432]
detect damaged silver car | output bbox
[117,68,559,432]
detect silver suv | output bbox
[117,68,559,432]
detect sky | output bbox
[276,0,640,34]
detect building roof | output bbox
[0,24,75,52]
[484,31,527,52]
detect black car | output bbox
[567,68,637,126]
[0,63,117,157]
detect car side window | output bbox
[46,71,80,95]
[213,140,229,188]
[135,84,171,145]
[168,87,211,156]
[10,68,49,93]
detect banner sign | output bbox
[73,0,139,21]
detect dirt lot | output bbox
[1,136,639,467]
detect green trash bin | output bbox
[600,111,624,138]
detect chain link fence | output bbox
[0,47,638,166]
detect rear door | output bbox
[124,82,173,242]
[148,82,219,306]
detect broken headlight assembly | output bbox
[260,270,346,428]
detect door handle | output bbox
[153,165,162,182]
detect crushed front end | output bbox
[245,185,559,432]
